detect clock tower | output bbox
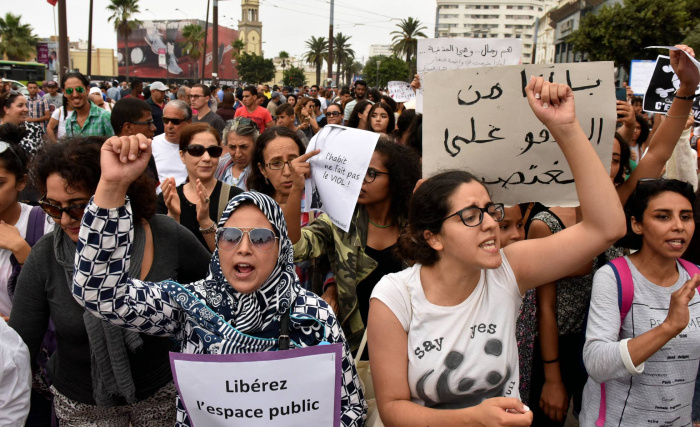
[238,0,263,56]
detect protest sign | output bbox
[388,81,415,103]
[416,38,522,112]
[642,55,700,124]
[170,344,342,427]
[304,125,379,232]
[629,60,657,95]
[422,62,616,207]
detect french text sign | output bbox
[422,62,616,207]
[629,59,657,95]
[416,38,522,112]
[643,55,700,124]
[388,81,415,103]
[170,344,342,427]
[304,125,379,231]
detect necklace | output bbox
[369,219,393,228]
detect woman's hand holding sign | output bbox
[284,149,321,244]
[290,149,321,192]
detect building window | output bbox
[516,34,521,38]
[490,34,498,37]
[525,34,533,38]
[517,5,523,9]
[476,5,481,9]
[524,53,531,57]
[505,34,512,38]
[524,43,532,48]
[507,5,513,9]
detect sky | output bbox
[17,0,438,66]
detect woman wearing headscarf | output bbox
[70,134,367,427]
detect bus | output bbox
[0,61,48,85]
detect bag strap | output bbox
[678,259,700,279]
[355,329,368,361]
[609,257,634,323]
[26,206,46,247]
[217,183,232,223]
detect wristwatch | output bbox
[199,221,217,234]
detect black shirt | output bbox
[146,97,165,136]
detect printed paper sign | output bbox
[170,344,342,427]
[304,125,379,232]
[422,62,616,207]
[387,81,415,103]
[643,55,700,124]
[629,60,657,95]
[416,38,522,112]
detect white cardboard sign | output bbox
[387,81,415,103]
[304,125,379,231]
[416,38,522,112]
[629,60,657,95]
[422,62,616,207]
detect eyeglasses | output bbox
[64,87,86,96]
[327,111,342,117]
[162,117,186,125]
[185,144,223,158]
[364,168,389,183]
[0,140,24,166]
[265,159,295,170]
[443,203,505,227]
[38,196,88,221]
[216,227,279,252]
[187,94,205,100]
[130,119,155,126]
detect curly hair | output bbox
[31,136,157,222]
[373,136,421,223]
[247,127,306,198]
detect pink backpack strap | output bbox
[678,259,700,281]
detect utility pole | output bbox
[212,0,219,85]
[202,0,211,83]
[165,21,170,85]
[58,0,69,80]
[327,0,334,85]
[87,0,94,78]
[434,6,439,38]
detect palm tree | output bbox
[107,0,142,83]
[303,36,328,86]
[345,57,362,87]
[181,24,205,79]
[0,13,38,62]
[279,50,289,78]
[231,38,246,59]
[333,33,354,87]
[391,17,428,79]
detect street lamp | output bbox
[144,9,156,20]
[175,8,188,20]
[376,60,381,88]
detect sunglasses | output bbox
[162,117,186,125]
[185,144,223,158]
[0,140,24,166]
[130,119,155,126]
[39,196,88,221]
[327,111,342,117]
[216,227,278,252]
[64,87,86,96]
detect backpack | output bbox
[7,206,46,300]
[594,256,700,426]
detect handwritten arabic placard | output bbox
[422,62,616,207]
[416,38,522,113]
[387,81,415,103]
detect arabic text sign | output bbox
[643,55,700,124]
[170,344,342,427]
[416,38,522,112]
[423,62,616,207]
[629,60,657,95]
[387,81,415,103]
[304,125,379,232]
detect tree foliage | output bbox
[568,0,699,72]
[683,23,700,54]
[107,0,142,82]
[283,65,306,87]
[303,36,328,86]
[391,17,427,79]
[362,55,409,88]
[237,52,275,84]
[333,33,354,87]
[0,13,37,61]
[181,24,205,79]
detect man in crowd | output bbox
[26,81,51,130]
[169,84,178,101]
[88,88,110,111]
[107,80,121,102]
[63,73,114,137]
[190,83,226,135]
[177,85,191,104]
[42,80,63,113]
[339,87,352,105]
[147,81,168,136]
[124,80,145,100]
[275,103,308,146]
[110,97,160,185]
[344,79,369,123]
[152,100,191,189]
[267,91,281,120]
[119,81,130,98]
[310,85,327,114]
[234,86,274,132]
[311,98,327,128]
[217,85,226,102]
[256,84,269,108]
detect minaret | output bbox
[238,0,263,56]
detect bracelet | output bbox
[199,221,217,234]
[542,358,559,364]
[673,93,697,101]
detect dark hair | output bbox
[631,96,643,106]
[327,103,343,114]
[355,80,367,89]
[192,83,211,97]
[220,91,235,108]
[380,95,397,113]
[131,79,143,90]
[374,136,420,223]
[340,88,350,96]
[286,94,297,105]
[368,88,382,103]
[111,98,151,136]
[311,98,322,109]
[365,102,396,133]
[311,85,319,91]
[613,131,631,185]
[248,127,305,197]
[276,103,294,117]
[26,81,38,87]
[618,179,696,250]
[243,85,258,97]
[397,170,489,265]
[394,109,417,142]
[347,100,373,129]
[31,136,156,222]
[0,91,25,119]
[405,113,423,157]
[634,115,650,145]
[0,123,30,181]
[60,72,89,89]
[178,123,222,151]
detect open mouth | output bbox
[666,239,685,250]
[234,263,255,278]
[479,239,498,253]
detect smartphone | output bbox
[615,87,627,102]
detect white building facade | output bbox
[436,0,556,64]
[369,44,394,58]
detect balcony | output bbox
[549,0,606,24]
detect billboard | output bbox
[117,20,239,81]
[36,41,58,73]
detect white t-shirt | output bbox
[0,203,54,317]
[50,107,73,139]
[152,133,188,193]
[371,250,523,409]
[0,317,31,427]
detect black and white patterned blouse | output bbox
[19,121,45,157]
[72,199,367,427]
